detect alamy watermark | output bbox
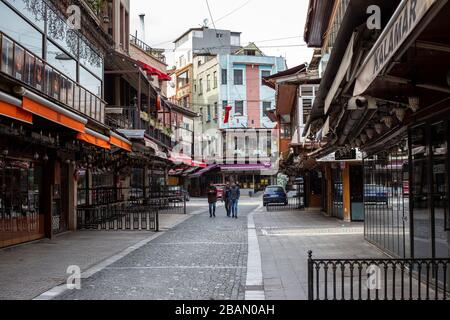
[67,5,81,30]
[66,265,81,290]
[366,265,382,290]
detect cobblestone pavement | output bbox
[56,201,258,300]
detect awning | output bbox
[20,89,87,133]
[182,166,200,176]
[169,152,193,166]
[191,160,207,168]
[137,61,171,81]
[190,164,219,178]
[219,163,272,172]
[110,131,132,152]
[353,0,438,96]
[0,91,32,124]
[276,84,298,116]
[169,168,185,176]
[77,128,110,150]
[324,32,354,115]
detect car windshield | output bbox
[265,187,284,194]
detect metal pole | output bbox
[308,250,313,300]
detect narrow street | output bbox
[53,200,258,300]
[0,197,389,300]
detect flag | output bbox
[223,105,232,124]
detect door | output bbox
[350,165,364,221]
[430,122,449,259]
[0,159,44,248]
[411,124,432,258]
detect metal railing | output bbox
[0,32,105,123]
[77,201,159,231]
[105,108,173,148]
[130,34,166,63]
[76,187,186,231]
[266,193,305,212]
[307,251,450,300]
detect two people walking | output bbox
[207,182,240,218]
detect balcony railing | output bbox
[105,106,173,148]
[130,34,166,63]
[0,32,105,123]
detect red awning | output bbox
[137,61,171,81]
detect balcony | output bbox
[130,34,166,64]
[0,32,105,124]
[105,106,173,148]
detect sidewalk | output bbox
[252,208,387,300]
[0,213,191,300]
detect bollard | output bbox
[308,250,313,300]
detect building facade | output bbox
[302,0,450,268]
[187,43,286,194]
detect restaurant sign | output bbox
[354,0,436,96]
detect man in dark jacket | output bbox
[224,182,232,217]
[230,182,240,219]
[206,182,218,218]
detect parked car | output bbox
[364,184,389,204]
[167,186,190,201]
[212,184,226,200]
[263,186,288,206]
[286,190,300,198]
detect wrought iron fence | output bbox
[307,251,450,300]
[265,194,305,212]
[76,201,159,231]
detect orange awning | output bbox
[77,131,110,150]
[110,135,132,152]
[22,97,85,133]
[0,101,33,124]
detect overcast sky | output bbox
[130,0,313,69]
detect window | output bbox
[230,34,240,46]
[79,66,102,97]
[263,102,272,117]
[47,5,78,58]
[235,101,244,115]
[46,40,77,81]
[261,70,271,84]
[182,96,189,109]
[213,71,218,88]
[246,50,256,56]
[214,102,218,120]
[234,69,243,85]
[0,1,43,57]
[207,74,211,91]
[198,78,203,95]
[79,38,103,79]
[177,71,189,88]
[300,85,314,96]
[207,105,211,121]
[221,69,227,85]
[280,123,291,139]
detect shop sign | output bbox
[354,0,436,95]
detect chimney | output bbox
[139,14,145,42]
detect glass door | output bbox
[350,165,364,221]
[430,122,449,259]
[411,124,432,258]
